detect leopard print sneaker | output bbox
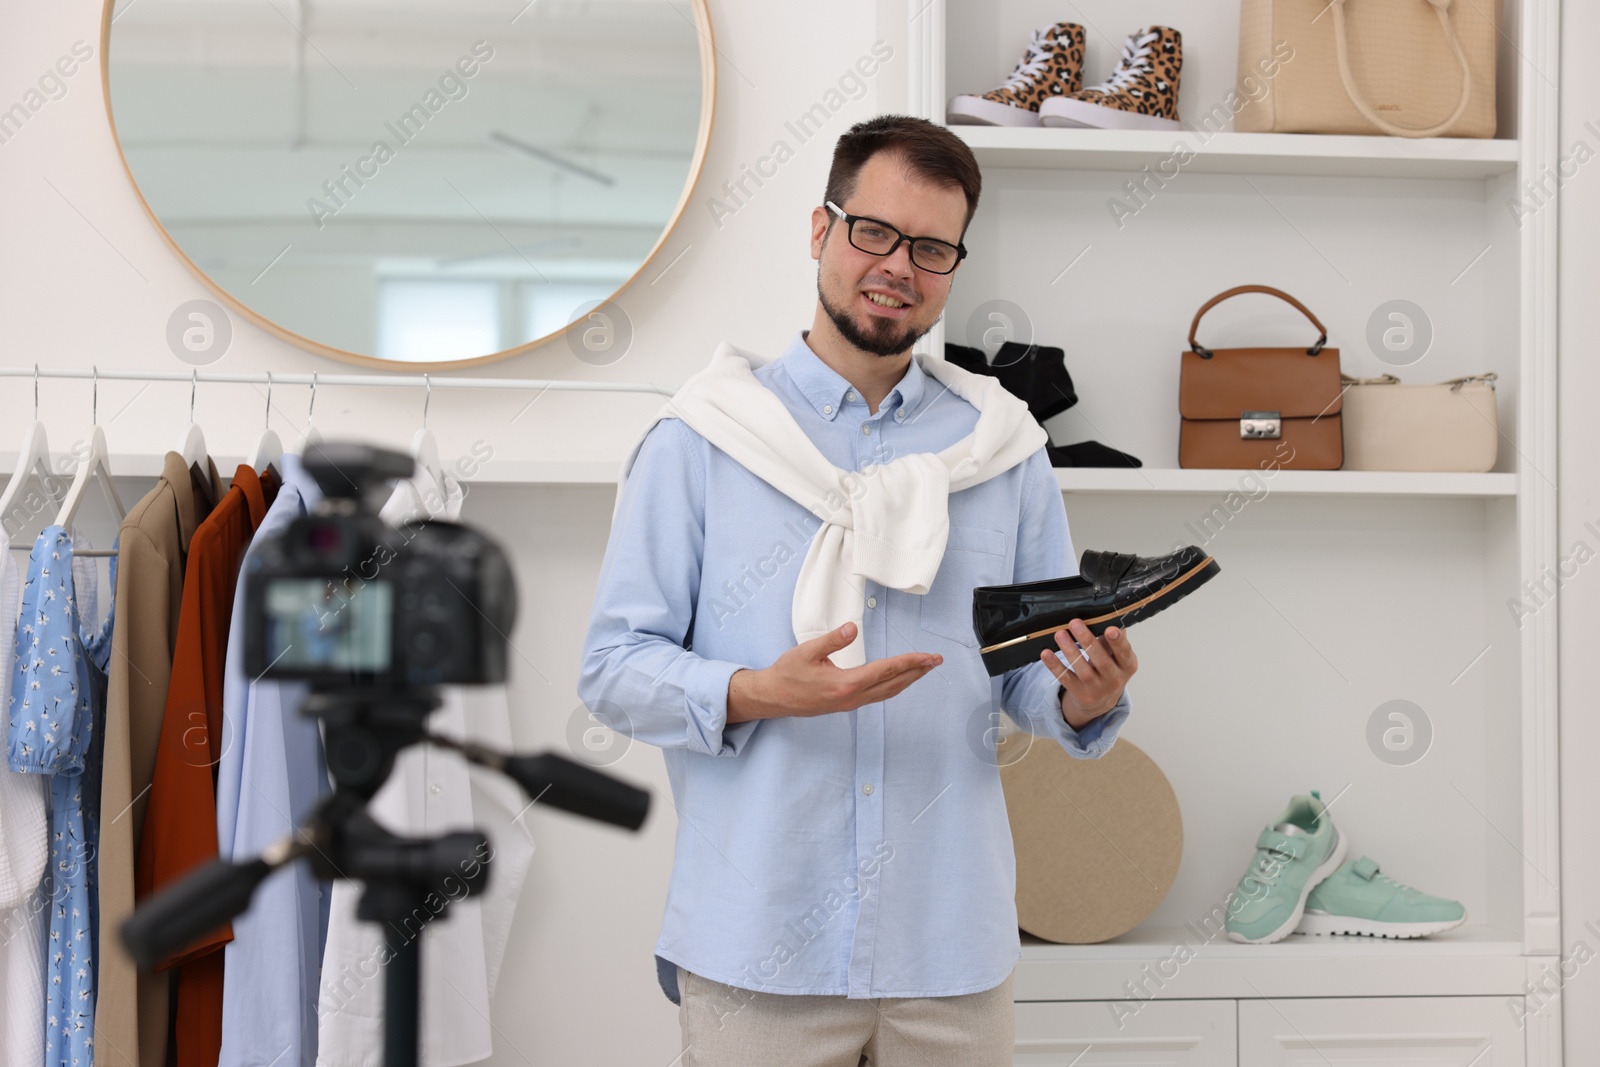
[1039,26,1182,131]
[947,22,1085,127]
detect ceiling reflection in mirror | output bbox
[106,0,706,364]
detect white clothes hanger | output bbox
[296,372,323,452]
[0,366,67,536]
[246,370,283,477]
[54,366,128,530]
[175,367,208,475]
[411,373,445,490]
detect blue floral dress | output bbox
[7,525,117,1067]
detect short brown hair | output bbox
[822,114,982,242]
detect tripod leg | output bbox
[383,921,422,1067]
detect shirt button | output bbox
[862,424,871,435]
[863,783,874,795]
[895,410,905,420]
[823,404,833,414]
[429,784,442,795]
[867,596,877,608]
[847,390,858,402]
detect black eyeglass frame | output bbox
[824,201,968,275]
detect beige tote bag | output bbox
[1235,0,1498,139]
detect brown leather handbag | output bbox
[1178,285,1343,470]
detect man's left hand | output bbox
[1043,619,1139,730]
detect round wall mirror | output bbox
[102,0,715,369]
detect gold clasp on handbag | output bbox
[1240,411,1281,439]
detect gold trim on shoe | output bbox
[978,556,1216,654]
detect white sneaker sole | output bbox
[947,95,1042,127]
[1225,826,1348,945]
[1294,910,1468,939]
[1039,97,1181,131]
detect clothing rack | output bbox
[1,365,677,556]
[0,365,676,397]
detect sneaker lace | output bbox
[1241,848,1291,893]
[1000,28,1057,92]
[1084,29,1159,95]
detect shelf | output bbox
[1056,468,1516,496]
[0,454,1518,494]
[1021,924,1523,959]
[950,126,1521,180]
[1016,926,1532,1000]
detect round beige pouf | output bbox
[998,732,1182,944]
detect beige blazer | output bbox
[94,452,222,1067]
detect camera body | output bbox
[240,442,515,688]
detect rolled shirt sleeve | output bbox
[578,418,759,757]
[999,448,1131,759]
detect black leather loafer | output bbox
[971,546,1219,676]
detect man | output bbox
[578,113,1138,1067]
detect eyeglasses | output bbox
[824,201,967,275]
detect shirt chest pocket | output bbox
[917,525,1010,647]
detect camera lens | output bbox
[303,522,343,557]
[410,622,447,666]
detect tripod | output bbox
[122,685,649,1067]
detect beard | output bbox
[816,260,939,359]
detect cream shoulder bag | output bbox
[1339,372,1499,471]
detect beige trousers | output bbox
[675,965,1016,1067]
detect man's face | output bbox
[811,151,967,358]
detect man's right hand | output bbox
[725,622,942,723]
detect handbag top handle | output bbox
[1188,284,1329,359]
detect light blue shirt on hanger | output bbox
[578,329,1132,1002]
[214,454,330,1067]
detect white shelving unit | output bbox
[951,125,1523,179]
[0,452,1519,497]
[1053,468,1518,496]
[898,0,1561,1063]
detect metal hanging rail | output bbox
[0,365,677,398]
[2,364,675,555]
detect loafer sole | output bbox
[977,555,1219,675]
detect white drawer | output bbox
[1015,999,1236,1066]
[1238,995,1524,1065]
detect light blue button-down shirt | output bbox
[215,454,330,1067]
[578,328,1131,1001]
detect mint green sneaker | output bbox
[1224,791,1347,944]
[1294,856,1467,938]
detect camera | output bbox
[240,441,516,688]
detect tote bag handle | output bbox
[1331,0,1473,138]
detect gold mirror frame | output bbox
[98,0,718,372]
